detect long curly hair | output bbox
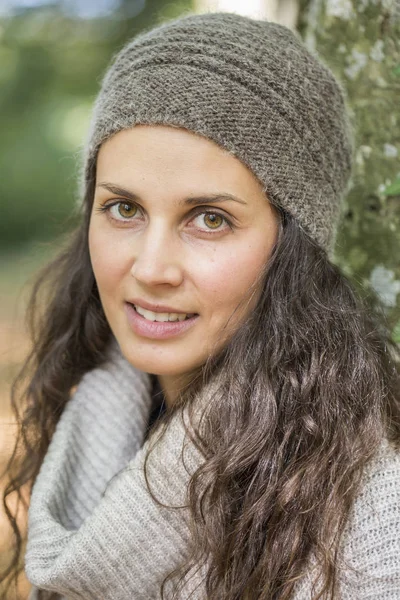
[1,161,400,600]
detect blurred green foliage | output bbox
[0,0,193,249]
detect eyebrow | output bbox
[96,182,247,207]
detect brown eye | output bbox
[203,213,223,229]
[117,202,137,218]
[191,210,233,234]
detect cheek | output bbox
[88,223,126,295]
[195,240,268,314]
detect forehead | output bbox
[95,124,267,200]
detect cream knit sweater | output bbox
[25,345,400,599]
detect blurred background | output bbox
[0,0,399,597]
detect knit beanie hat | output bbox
[79,11,354,255]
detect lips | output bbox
[131,303,196,322]
[128,297,197,315]
[125,302,199,340]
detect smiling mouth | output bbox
[129,303,198,322]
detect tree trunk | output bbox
[194,0,299,29]
[300,0,400,341]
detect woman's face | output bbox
[89,125,279,402]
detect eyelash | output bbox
[95,200,235,234]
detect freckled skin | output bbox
[88,125,279,406]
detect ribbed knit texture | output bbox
[78,11,354,256]
[25,344,400,599]
[25,343,208,600]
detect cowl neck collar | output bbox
[25,341,208,599]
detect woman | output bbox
[2,10,400,600]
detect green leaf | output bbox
[382,178,400,196]
[393,320,400,344]
[392,65,400,76]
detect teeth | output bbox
[134,305,191,322]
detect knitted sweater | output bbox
[25,345,400,599]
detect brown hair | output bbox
[1,169,400,599]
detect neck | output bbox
[156,373,192,409]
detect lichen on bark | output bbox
[301,0,400,339]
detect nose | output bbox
[129,222,184,288]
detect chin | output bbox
[117,342,195,377]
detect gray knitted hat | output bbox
[80,11,354,254]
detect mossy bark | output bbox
[300,0,400,340]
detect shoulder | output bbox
[346,438,400,540]
[339,438,400,598]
